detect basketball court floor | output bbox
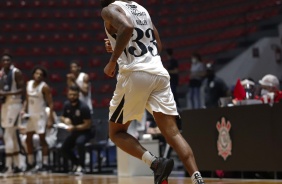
[1,174,282,184]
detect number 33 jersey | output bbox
[27,80,47,115]
[105,1,169,78]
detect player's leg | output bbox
[10,127,22,174]
[25,131,35,171]
[2,127,15,176]
[109,121,147,159]
[154,113,204,184]
[38,133,49,171]
[149,74,205,184]
[60,132,79,173]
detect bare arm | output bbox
[42,84,54,127]
[75,74,89,96]
[101,5,134,63]
[1,70,24,96]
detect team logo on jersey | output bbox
[216,117,232,161]
[75,110,80,117]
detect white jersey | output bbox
[105,1,169,77]
[0,65,22,104]
[75,72,93,112]
[27,80,46,115]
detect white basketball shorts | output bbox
[26,112,47,134]
[109,71,178,124]
[1,102,22,128]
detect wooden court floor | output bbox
[1,174,282,184]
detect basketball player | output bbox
[0,53,24,176]
[66,61,93,114]
[100,1,205,183]
[22,66,54,173]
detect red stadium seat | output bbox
[88,72,99,80]
[53,60,67,69]
[46,47,57,56]
[99,84,113,93]
[53,101,63,111]
[32,47,42,56]
[101,98,111,107]
[89,59,101,67]
[32,23,42,31]
[92,99,99,108]
[50,88,57,96]
[61,47,72,55]
[49,74,63,82]
[39,61,50,69]
[22,61,34,70]
[77,46,88,55]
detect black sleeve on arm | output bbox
[62,101,68,117]
[81,104,91,120]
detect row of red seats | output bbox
[0,46,105,56]
[0,32,105,43]
[0,10,101,20]
[164,25,256,50]
[175,42,237,60]
[0,0,99,8]
[4,58,103,69]
[1,22,103,32]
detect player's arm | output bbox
[101,5,134,63]
[75,74,89,96]
[73,118,91,131]
[21,95,28,114]
[42,84,54,126]
[152,23,162,54]
[72,105,91,131]
[0,70,24,96]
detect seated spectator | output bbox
[60,86,92,175]
[258,74,282,104]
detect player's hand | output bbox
[67,125,74,132]
[47,118,54,129]
[66,73,75,81]
[104,38,113,53]
[104,61,116,77]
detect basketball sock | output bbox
[28,154,34,165]
[5,155,12,169]
[13,154,20,168]
[141,151,156,167]
[191,171,204,184]
[43,155,48,165]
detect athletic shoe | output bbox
[73,165,85,176]
[13,167,23,176]
[192,172,205,184]
[25,164,37,174]
[150,158,174,184]
[0,167,13,177]
[38,165,50,174]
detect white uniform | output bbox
[106,1,178,124]
[0,66,22,153]
[76,72,93,113]
[0,66,22,128]
[26,80,47,134]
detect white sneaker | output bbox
[0,167,13,178]
[74,165,84,175]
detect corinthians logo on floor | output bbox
[216,117,232,161]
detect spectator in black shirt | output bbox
[60,86,92,175]
[166,48,179,107]
[203,63,229,108]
